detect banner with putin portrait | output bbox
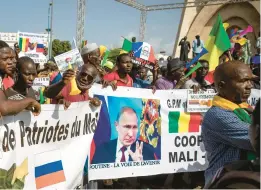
[88,85,260,180]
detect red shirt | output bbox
[52,82,89,103]
[103,71,133,87]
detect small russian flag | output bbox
[35,150,66,189]
[36,44,45,53]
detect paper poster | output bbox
[32,77,50,100]
[187,89,216,112]
[130,42,156,70]
[17,32,48,65]
[54,48,83,73]
[17,32,48,53]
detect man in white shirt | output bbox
[192,35,204,58]
[91,107,155,164]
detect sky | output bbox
[0,0,183,54]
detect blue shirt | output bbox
[192,39,204,53]
[133,78,151,89]
[202,106,253,185]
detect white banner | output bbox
[88,85,260,180]
[0,102,101,189]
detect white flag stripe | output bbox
[140,42,151,61]
[35,149,61,167]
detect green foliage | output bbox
[107,48,122,64]
[52,39,72,57]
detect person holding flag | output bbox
[44,64,101,108]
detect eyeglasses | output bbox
[80,72,94,82]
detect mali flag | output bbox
[202,14,231,83]
[169,112,202,133]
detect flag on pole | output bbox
[184,62,202,79]
[122,39,132,52]
[68,63,81,96]
[201,14,231,83]
[132,42,156,63]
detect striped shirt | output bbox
[202,106,253,184]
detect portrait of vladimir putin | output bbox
[91,107,155,164]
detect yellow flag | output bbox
[68,63,81,95]
[100,45,107,56]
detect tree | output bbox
[51,39,72,57]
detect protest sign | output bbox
[54,48,83,73]
[32,77,50,100]
[17,32,48,64]
[130,42,156,70]
[0,102,101,189]
[187,89,216,112]
[18,52,47,65]
[88,85,260,180]
[33,77,50,88]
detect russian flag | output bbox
[36,43,45,53]
[50,72,62,85]
[35,150,66,189]
[132,42,156,63]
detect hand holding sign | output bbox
[128,141,143,161]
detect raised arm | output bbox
[44,69,74,99]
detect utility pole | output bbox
[46,2,52,59]
[49,0,54,58]
[76,0,86,50]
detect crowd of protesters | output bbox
[0,31,260,189]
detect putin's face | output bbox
[116,108,138,146]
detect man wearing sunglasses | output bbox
[44,64,100,107]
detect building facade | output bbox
[173,0,260,58]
